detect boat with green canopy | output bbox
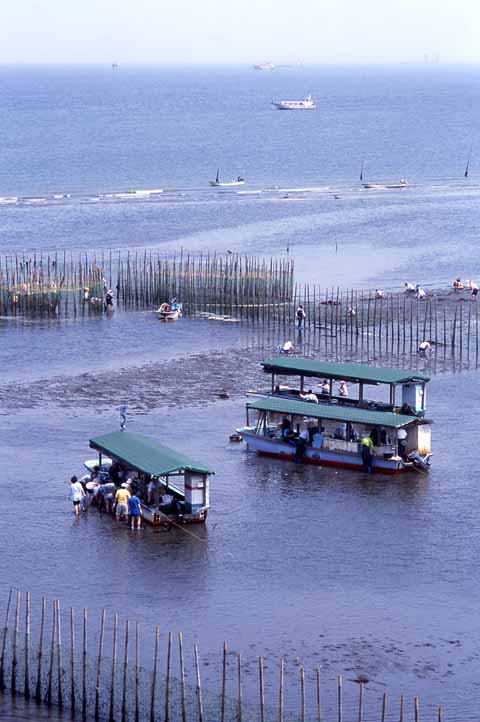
[85,431,214,525]
[237,396,432,474]
[238,358,433,474]
[259,357,429,415]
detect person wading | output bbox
[361,435,374,473]
[69,475,85,516]
[296,304,306,329]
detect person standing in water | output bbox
[296,304,306,328]
[128,492,142,530]
[69,475,85,516]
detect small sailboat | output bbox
[209,170,245,187]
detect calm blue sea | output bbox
[2,67,480,721]
[0,64,479,286]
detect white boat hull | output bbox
[209,180,245,187]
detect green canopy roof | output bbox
[89,432,214,477]
[247,397,426,429]
[262,357,429,385]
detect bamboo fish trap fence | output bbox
[0,590,444,722]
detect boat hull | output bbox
[272,102,316,110]
[240,430,407,475]
[209,180,245,187]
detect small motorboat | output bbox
[209,170,245,187]
[156,300,183,321]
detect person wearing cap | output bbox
[114,483,131,522]
[104,288,114,312]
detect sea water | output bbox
[1,64,480,719]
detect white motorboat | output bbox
[209,170,245,187]
[272,94,316,110]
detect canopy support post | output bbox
[359,383,364,402]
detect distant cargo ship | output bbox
[254,62,275,71]
[272,94,316,110]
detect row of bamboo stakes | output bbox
[0,251,294,318]
[0,249,478,364]
[0,589,444,722]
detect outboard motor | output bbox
[407,451,432,472]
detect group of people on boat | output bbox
[277,415,396,471]
[303,379,348,400]
[68,461,181,527]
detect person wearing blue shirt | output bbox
[128,494,142,530]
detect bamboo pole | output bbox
[109,613,118,722]
[56,599,63,708]
[279,657,285,722]
[236,652,242,722]
[150,626,159,722]
[95,609,106,721]
[46,599,56,706]
[70,608,76,718]
[315,667,321,722]
[221,641,227,722]
[82,608,87,722]
[178,632,186,722]
[11,589,21,694]
[24,591,30,699]
[121,620,129,722]
[165,631,172,722]
[381,691,387,722]
[358,682,364,722]
[135,623,140,722]
[194,644,204,722]
[300,664,305,722]
[0,588,12,691]
[35,596,46,702]
[337,673,342,722]
[259,656,265,722]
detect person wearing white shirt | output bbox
[300,389,318,403]
[69,476,85,517]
